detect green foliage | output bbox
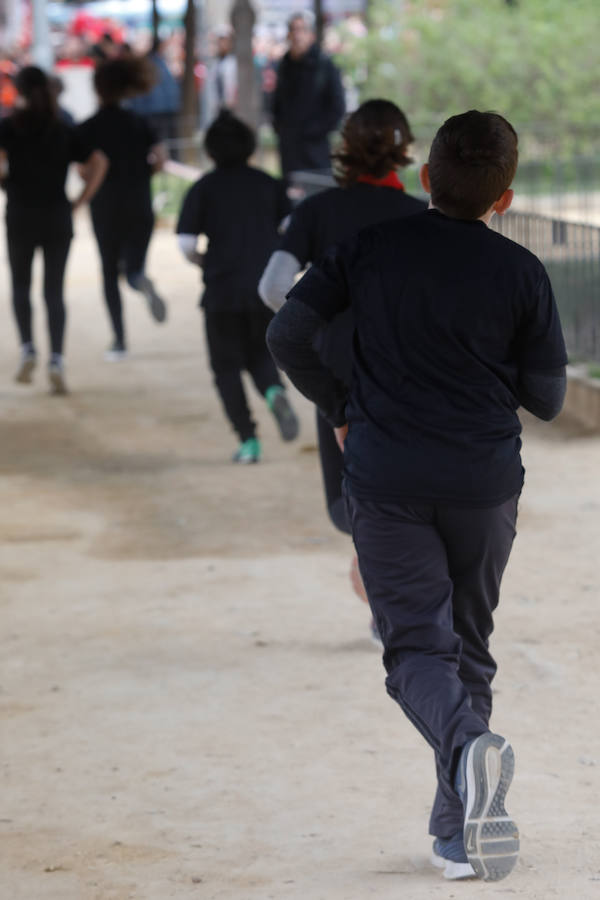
[337,0,600,157]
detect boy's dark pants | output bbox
[205,307,283,442]
[344,491,519,838]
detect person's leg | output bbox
[7,229,36,347]
[205,311,257,447]
[345,494,489,802]
[91,207,126,348]
[428,495,519,838]
[246,307,299,441]
[123,204,166,323]
[41,231,71,357]
[316,411,350,533]
[41,230,72,394]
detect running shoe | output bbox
[431,831,476,880]
[455,732,519,881]
[232,437,261,464]
[48,359,68,395]
[15,347,36,384]
[136,274,167,323]
[265,386,299,441]
[104,340,129,362]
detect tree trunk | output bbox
[313,0,324,46]
[151,0,160,46]
[181,0,197,162]
[231,0,258,129]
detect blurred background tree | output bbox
[337,0,600,157]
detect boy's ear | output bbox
[419,163,431,194]
[493,188,513,217]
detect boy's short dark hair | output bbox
[428,110,518,220]
[204,111,256,167]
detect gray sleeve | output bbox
[517,366,566,421]
[266,298,348,427]
[259,250,302,312]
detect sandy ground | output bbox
[1,212,600,900]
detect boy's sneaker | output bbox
[232,437,261,464]
[455,732,519,881]
[265,386,299,441]
[104,340,128,362]
[136,274,167,323]
[15,347,36,384]
[48,359,68,395]
[430,831,476,880]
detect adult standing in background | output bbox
[201,26,238,128]
[271,10,345,179]
[0,66,107,394]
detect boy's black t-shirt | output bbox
[0,115,92,212]
[279,182,427,383]
[177,165,290,312]
[288,209,568,507]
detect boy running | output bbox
[266,111,567,881]
[177,111,299,463]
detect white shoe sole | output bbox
[463,733,519,881]
[49,369,68,395]
[430,849,476,880]
[15,357,36,384]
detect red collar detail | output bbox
[357,171,405,190]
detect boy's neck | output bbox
[428,200,494,226]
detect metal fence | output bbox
[493,212,600,362]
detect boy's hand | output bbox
[334,423,348,451]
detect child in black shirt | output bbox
[267,111,568,881]
[177,111,298,463]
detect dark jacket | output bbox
[272,42,345,176]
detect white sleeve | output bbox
[178,233,203,265]
[259,250,302,312]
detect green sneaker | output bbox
[265,386,299,441]
[232,437,261,464]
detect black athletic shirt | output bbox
[276,209,568,507]
[0,115,92,212]
[280,182,426,382]
[76,106,157,201]
[177,165,290,312]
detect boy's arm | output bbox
[259,197,315,312]
[517,366,566,421]
[266,245,352,426]
[177,233,204,266]
[259,250,302,311]
[516,268,569,421]
[176,180,205,266]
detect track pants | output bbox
[205,306,283,442]
[91,191,154,345]
[7,222,71,356]
[344,491,519,838]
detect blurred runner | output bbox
[0,66,107,393]
[176,111,299,464]
[260,100,426,634]
[77,57,168,359]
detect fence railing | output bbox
[493,211,600,362]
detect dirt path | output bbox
[1,215,599,899]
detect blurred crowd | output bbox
[0,11,366,136]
